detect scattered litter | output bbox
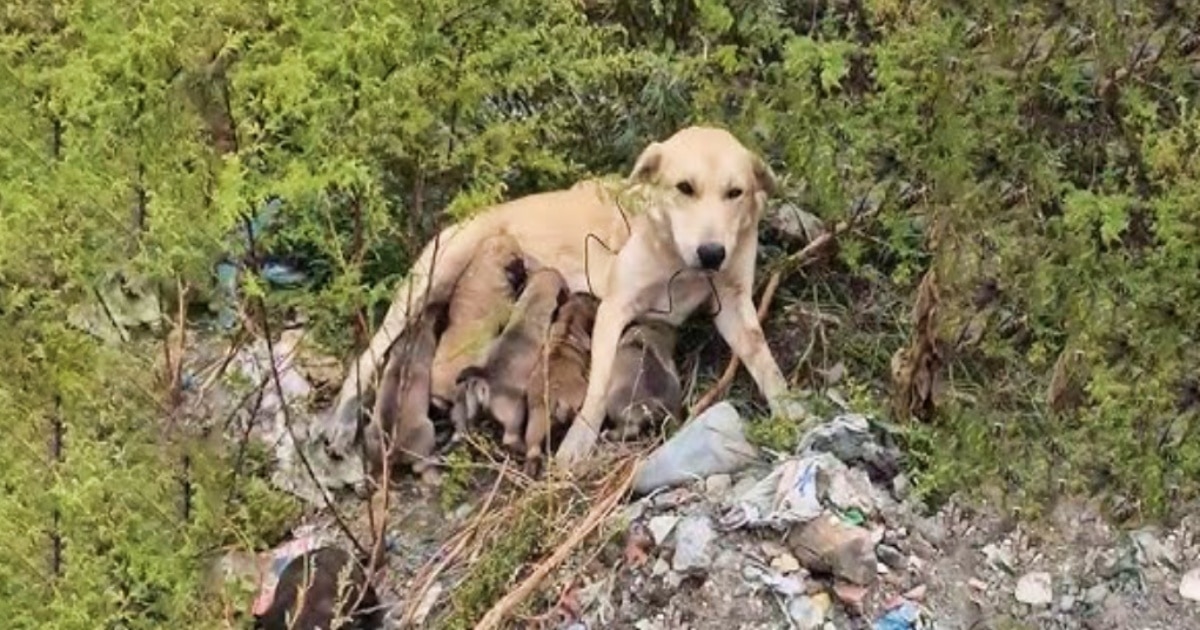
[249,534,331,616]
[744,563,807,597]
[227,327,365,502]
[632,402,760,496]
[797,413,902,484]
[873,600,931,630]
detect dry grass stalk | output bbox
[471,457,637,630]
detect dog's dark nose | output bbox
[696,243,726,270]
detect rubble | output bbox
[1181,568,1200,601]
[671,515,717,574]
[787,514,878,586]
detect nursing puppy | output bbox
[322,126,800,471]
[452,267,569,449]
[254,546,383,630]
[428,233,527,414]
[523,292,599,475]
[603,319,684,441]
[362,301,448,487]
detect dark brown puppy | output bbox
[451,267,569,450]
[363,301,448,487]
[603,319,684,441]
[523,292,599,475]
[254,546,383,630]
[429,233,526,416]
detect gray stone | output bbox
[1015,571,1054,606]
[672,515,716,574]
[1084,583,1109,605]
[705,474,733,499]
[876,543,907,570]
[1181,567,1200,601]
[648,515,680,546]
[787,593,831,629]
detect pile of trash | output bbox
[552,401,937,630]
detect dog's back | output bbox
[605,320,683,440]
[254,546,382,630]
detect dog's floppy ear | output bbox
[629,141,664,183]
[752,154,778,197]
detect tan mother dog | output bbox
[320,126,804,470]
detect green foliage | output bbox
[4,0,1200,625]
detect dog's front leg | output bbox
[553,298,632,468]
[713,281,809,421]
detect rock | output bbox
[1058,593,1076,612]
[672,515,716,574]
[1132,528,1179,569]
[648,515,680,546]
[652,558,670,577]
[891,474,911,501]
[768,202,827,245]
[1015,571,1053,606]
[1084,583,1109,605]
[982,542,1016,574]
[787,513,878,586]
[772,553,802,574]
[761,540,790,558]
[705,473,733,499]
[876,544,907,571]
[903,584,927,601]
[968,578,988,592]
[833,581,868,614]
[787,593,832,629]
[632,402,760,495]
[1181,567,1200,601]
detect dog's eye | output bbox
[675,181,695,196]
[725,187,744,200]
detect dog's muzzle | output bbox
[696,243,726,271]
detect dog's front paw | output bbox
[553,420,600,469]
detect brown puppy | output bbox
[523,292,599,475]
[451,267,569,449]
[363,301,448,487]
[255,546,383,630]
[603,319,684,441]
[429,233,526,414]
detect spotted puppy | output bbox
[603,319,684,441]
[523,291,599,475]
[362,301,448,488]
[452,267,569,450]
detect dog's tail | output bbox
[324,216,499,453]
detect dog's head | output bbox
[628,126,777,273]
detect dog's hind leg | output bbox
[321,220,492,456]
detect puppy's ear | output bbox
[628,141,664,183]
[752,154,778,197]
